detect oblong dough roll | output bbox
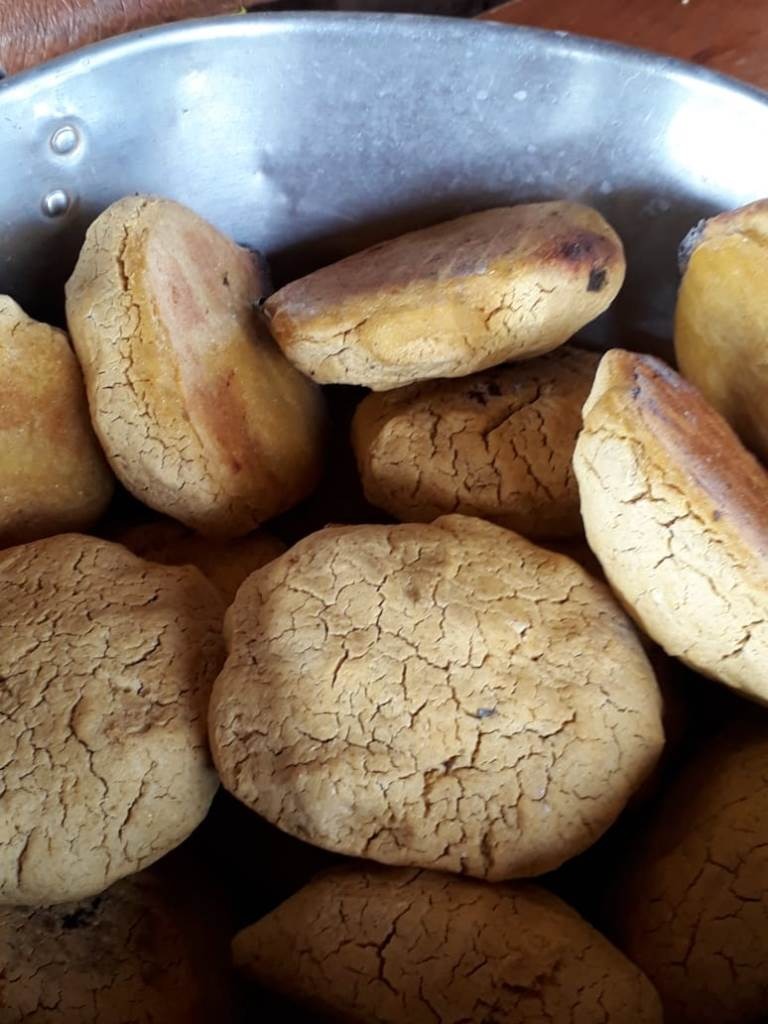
[210,515,663,880]
[616,722,768,1024]
[573,348,768,704]
[234,865,663,1024]
[66,196,327,538]
[352,346,599,538]
[265,202,625,390]
[0,296,113,545]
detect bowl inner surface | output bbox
[1,13,768,349]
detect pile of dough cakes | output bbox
[1,195,767,1024]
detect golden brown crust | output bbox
[0,865,231,1024]
[116,518,286,605]
[616,723,768,1024]
[233,864,663,1024]
[0,297,114,545]
[265,202,625,390]
[210,515,663,880]
[675,198,768,461]
[352,346,599,538]
[65,196,327,538]
[0,534,223,905]
[574,349,768,703]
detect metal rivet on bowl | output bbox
[50,125,79,155]
[41,189,71,218]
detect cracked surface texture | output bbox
[116,517,285,606]
[0,868,228,1023]
[0,533,224,905]
[233,864,663,1023]
[0,296,113,546]
[210,515,663,879]
[573,348,768,704]
[352,346,599,539]
[616,722,768,1024]
[675,198,768,461]
[264,202,624,390]
[65,196,327,538]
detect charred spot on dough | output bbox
[588,267,608,292]
[560,238,594,261]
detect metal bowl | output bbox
[1,12,767,349]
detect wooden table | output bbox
[483,0,768,91]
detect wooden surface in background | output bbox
[483,0,768,91]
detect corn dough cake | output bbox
[265,202,625,389]
[210,515,663,880]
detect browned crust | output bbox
[583,349,768,560]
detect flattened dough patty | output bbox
[233,864,663,1024]
[265,202,625,389]
[0,534,223,905]
[210,515,663,879]
[352,346,599,538]
[573,348,768,704]
[616,722,768,1024]
[0,296,113,545]
[66,196,326,537]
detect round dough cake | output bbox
[66,195,327,537]
[0,867,231,1024]
[233,865,662,1024]
[0,296,113,545]
[0,534,223,905]
[573,348,768,704]
[616,722,768,1024]
[210,515,663,879]
[352,346,599,538]
[265,202,625,390]
[116,518,285,606]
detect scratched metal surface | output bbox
[0,13,767,348]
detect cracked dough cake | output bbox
[0,867,230,1024]
[573,348,768,704]
[0,296,113,546]
[615,722,768,1024]
[210,515,663,879]
[116,518,285,606]
[264,202,625,390]
[352,346,599,538]
[0,533,223,905]
[65,195,327,538]
[233,864,663,1024]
